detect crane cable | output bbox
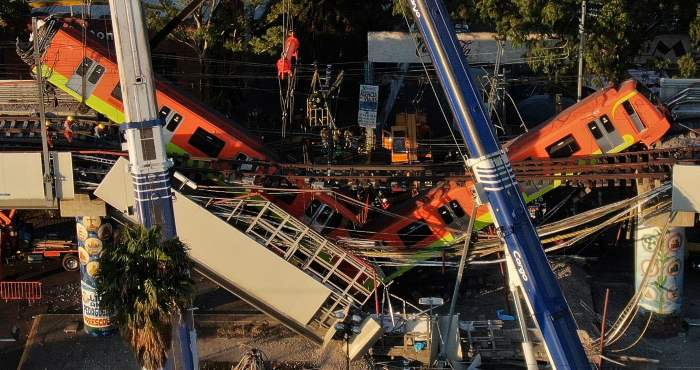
[603,210,677,348]
[278,0,297,138]
[80,0,93,107]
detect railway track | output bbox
[168,146,700,191]
[0,116,120,149]
[0,112,695,191]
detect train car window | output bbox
[268,178,297,205]
[87,65,106,84]
[235,152,258,173]
[622,100,647,132]
[166,113,183,132]
[546,135,581,158]
[188,127,225,157]
[305,199,322,218]
[588,122,604,140]
[158,105,183,132]
[600,115,616,133]
[438,206,454,224]
[438,200,467,226]
[450,200,466,218]
[636,82,660,106]
[521,180,546,198]
[398,220,433,248]
[393,138,407,152]
[140,127,157,161]
[316,207,333,225]
[158,105,172,119]
[111,83,123,102]
[76,57,93,77]
[326,213,343,231]
[159,106,171,119]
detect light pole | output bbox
[333,312,363,370]
[418,296,444,363]
[578,0,587,101]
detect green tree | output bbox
[683,4,700,77]
[147,0,225,101]
[0,0,30,41]
[96,225,195,370]
[223,0,396,61]
[410,0,700,86]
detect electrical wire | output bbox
[603,210,677,347]
[399,7,470,164]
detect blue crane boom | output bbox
[409,0,592,368]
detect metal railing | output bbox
[190,195,376,329]
[1,281,43,302]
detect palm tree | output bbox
[96,224,195,370]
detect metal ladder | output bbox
[189,194,376,331]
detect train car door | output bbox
[622,100,648,133]
[587,114,625,153]
[159,105,184,144]
[301,199,339,234]
[437,199,470,230]
[66,57,106,98]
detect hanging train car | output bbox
[358,79,670,253]
[28,19,363,228]
[31,19,277,166]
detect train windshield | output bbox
[398,220,433,248]
[635,81,660,106]
[111,83,122,102]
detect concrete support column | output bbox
[634,216,685,336]
[77,216,118,336]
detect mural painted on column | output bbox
[77,216,118,336]
[635,225,685,314]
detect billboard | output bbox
[358,84,379,128]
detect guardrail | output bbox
[0,281,42,303]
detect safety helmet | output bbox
[45,120,51,126]
[67,116,75,121]
[98,124,105,130]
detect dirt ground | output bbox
[3,235,700,370]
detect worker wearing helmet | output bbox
[63,116,75,143]
[93,123,107,146]
[45,120,54,148]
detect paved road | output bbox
[0,256,263,370]
[0,258,81,370]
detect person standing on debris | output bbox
[45,120,55,148]
[534,205,545,225]
[93,123,106,146]
[63,116,75,143]
[343,129,352,149]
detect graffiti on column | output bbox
[77,216,118,336]
[637,227,684,314]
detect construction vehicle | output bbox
[0,210,79,272]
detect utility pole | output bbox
[32,17,54,205]
[577,0,587,101]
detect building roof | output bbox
[28,1,162,20]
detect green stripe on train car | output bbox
[40,65,126,123]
